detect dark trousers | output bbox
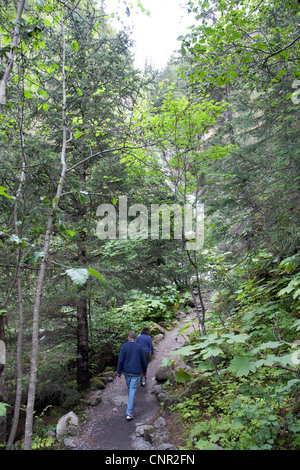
[141,352,150,378]
[144,352,150,369]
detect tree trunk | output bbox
[23,10,68,450]
[6,256,24,450]
[0,319,7,444]
[0,0,25,111]
[185,250,207,335]
[76,167,90,391]
[6,96,27,449]
[77,286,90,391]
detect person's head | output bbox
[127,331,135,341]
[141,327,151,335]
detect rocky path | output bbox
[71,312,196,451]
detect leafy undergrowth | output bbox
[160,253,300,450]
[164,371,300,450]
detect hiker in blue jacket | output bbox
[117,331,147,421]
[136,326,154,386]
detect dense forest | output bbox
[0,0,299,451]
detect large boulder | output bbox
[100,370,115,379]
[135,425,154,437]
[152,333,164,345]
[90,376,106,389]
[154,417,166,429]
[150,322,167,335]
[56,411,80,440]
[155,366,174,383]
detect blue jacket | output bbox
[136,333,154,355]
[117,340,147,376]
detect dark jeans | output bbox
[144,352,150,368]
[141,352,150,381]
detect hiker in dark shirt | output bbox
[136,327,154,386]
[117,331,147,420]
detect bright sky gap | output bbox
[104,0,191,70]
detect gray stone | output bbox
[135,425,154,437]
[56,411,80,440]
[156,392,165,402]
[157,443,177,450]
[155,366,174,383]
[144,427,155,444]
[63,438,77,450]
[88,391,102,406]
[90,377,106,389]
[151,384,162,396]
[152,333,164,344]
[101,370,115,378]
[154,416,166,429]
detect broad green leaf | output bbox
[290,425,300,432]
[0,186,14,199]
[201,347,224,359]
[24,90,33,99]
[31,251,45,265]
[161,357,172,367]
[9,235,31,247]
[168,344,200,356]
[66,268,89,286]
[72,40,79,52]
[174,367,193,383]
[277,353,297,367]
[66,267,106,286]
[279,255,298,273]
[293,319,300,331]
[2,35,11,46]
[195,440,216,450]
[254,355,280,368]
[224,333,249,344]
[9,234,21,244]
[256,341,282,351]
[87,268,107,286]
[52,196,59,208]
[79,192,86,203]
[0,403,8,418]
[228,356,257,377]
[293,289,300,299]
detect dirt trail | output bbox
[72,313,196,450]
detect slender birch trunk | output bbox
[23,10,68,450]
[0,0,26,443]
[0,0,26,112]
[6,76,27,449]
